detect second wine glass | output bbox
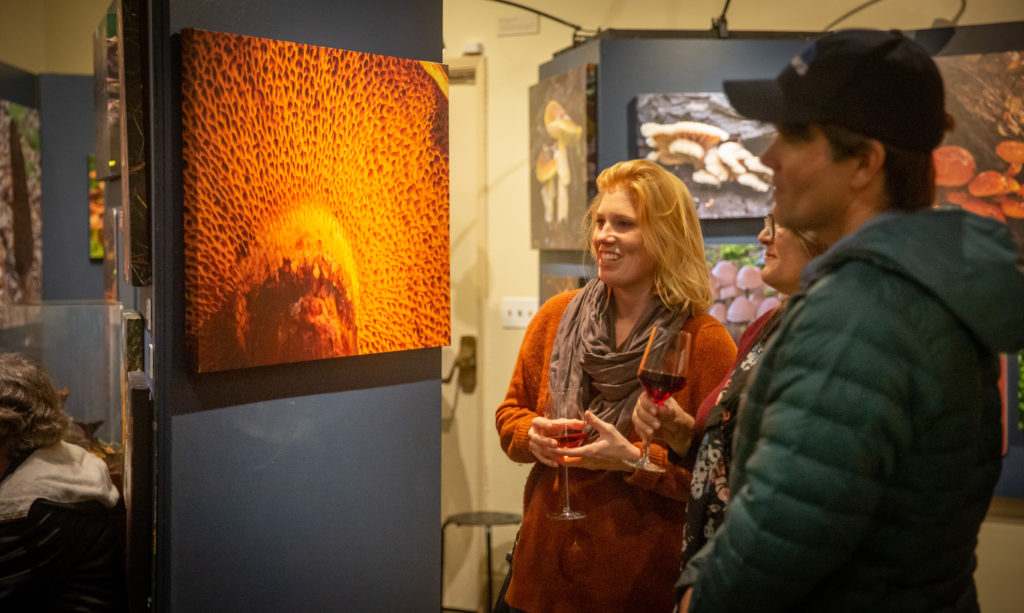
[626,326,692,473]
[547,387,586,520]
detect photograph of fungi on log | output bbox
[934,50,1024,257]
[635,92,775,219]
[0,99,42,328]
[528,64,596,250]
[181,28,450,373]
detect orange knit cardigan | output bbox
[496,290,737,613]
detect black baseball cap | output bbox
[723,29,946,153]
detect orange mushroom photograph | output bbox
[181,29,450,373]
[934,50,1024,256]
[635,92,776,219]
[528,64,596,250]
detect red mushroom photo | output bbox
[935,50,1024,255]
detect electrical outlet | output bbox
[501,296,539,329]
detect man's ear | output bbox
[849,139,886,191]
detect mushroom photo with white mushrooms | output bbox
[635,92,776,219]
[528,64,596,249]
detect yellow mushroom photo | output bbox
[528,64,595,249]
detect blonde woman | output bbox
[496,159,736,612]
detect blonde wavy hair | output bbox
[585,159,712,313]
[0,353,68,459]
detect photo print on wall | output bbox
[181,28,450,373]
[529,64,596,250]
[102,207,118,302]
[118,0,151,286]
[933,50,1024,258]
[704,242,779,344]
[1018,350,1023,432]
[540,274,588,305]
[0,100,42,328]
[92,3,120,180]
[635,92,775,219]
[88,155,105,261]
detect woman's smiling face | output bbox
[592,190,657,295]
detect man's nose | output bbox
[761,136,781,172]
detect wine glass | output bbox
[546,387,586,520]
[625,326,692,473]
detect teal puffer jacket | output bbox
[686,209,1024,612]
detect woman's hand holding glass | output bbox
[528,415,586,468]
[557,411,642,471]
[632,394,696,457]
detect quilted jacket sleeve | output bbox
[689,270,917,612]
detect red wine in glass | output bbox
[626,327,692,473]
[638,370,687,405]
[552,429,586,450]
[547,388,585,520]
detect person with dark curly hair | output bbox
[0,352,125,611]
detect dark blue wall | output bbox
[149,0,444,610]
[0,61,38,107]
[39,73,105,300]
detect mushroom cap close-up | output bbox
[933,145,976,187]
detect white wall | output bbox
[442,0,1024,610]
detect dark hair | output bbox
[777,119,954,211]
[0,353,68,459]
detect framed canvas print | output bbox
[92,2,120,180]
[1018,351,1023,433]
[103,207,118,302]
[933,50,1024,258]
[528,64,596,250]
[704,241,778,344]
[540,274,587,305]
[89,155,105,260]
[181,29,450,372]
[636,92,775,219]
[0,99,42,327]
[118,0,151,286]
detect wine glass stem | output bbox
[562,465,571,511]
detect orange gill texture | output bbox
[181,29,450,372]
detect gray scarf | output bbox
[549,278,688,437]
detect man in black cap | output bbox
[675,29,1024,612]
